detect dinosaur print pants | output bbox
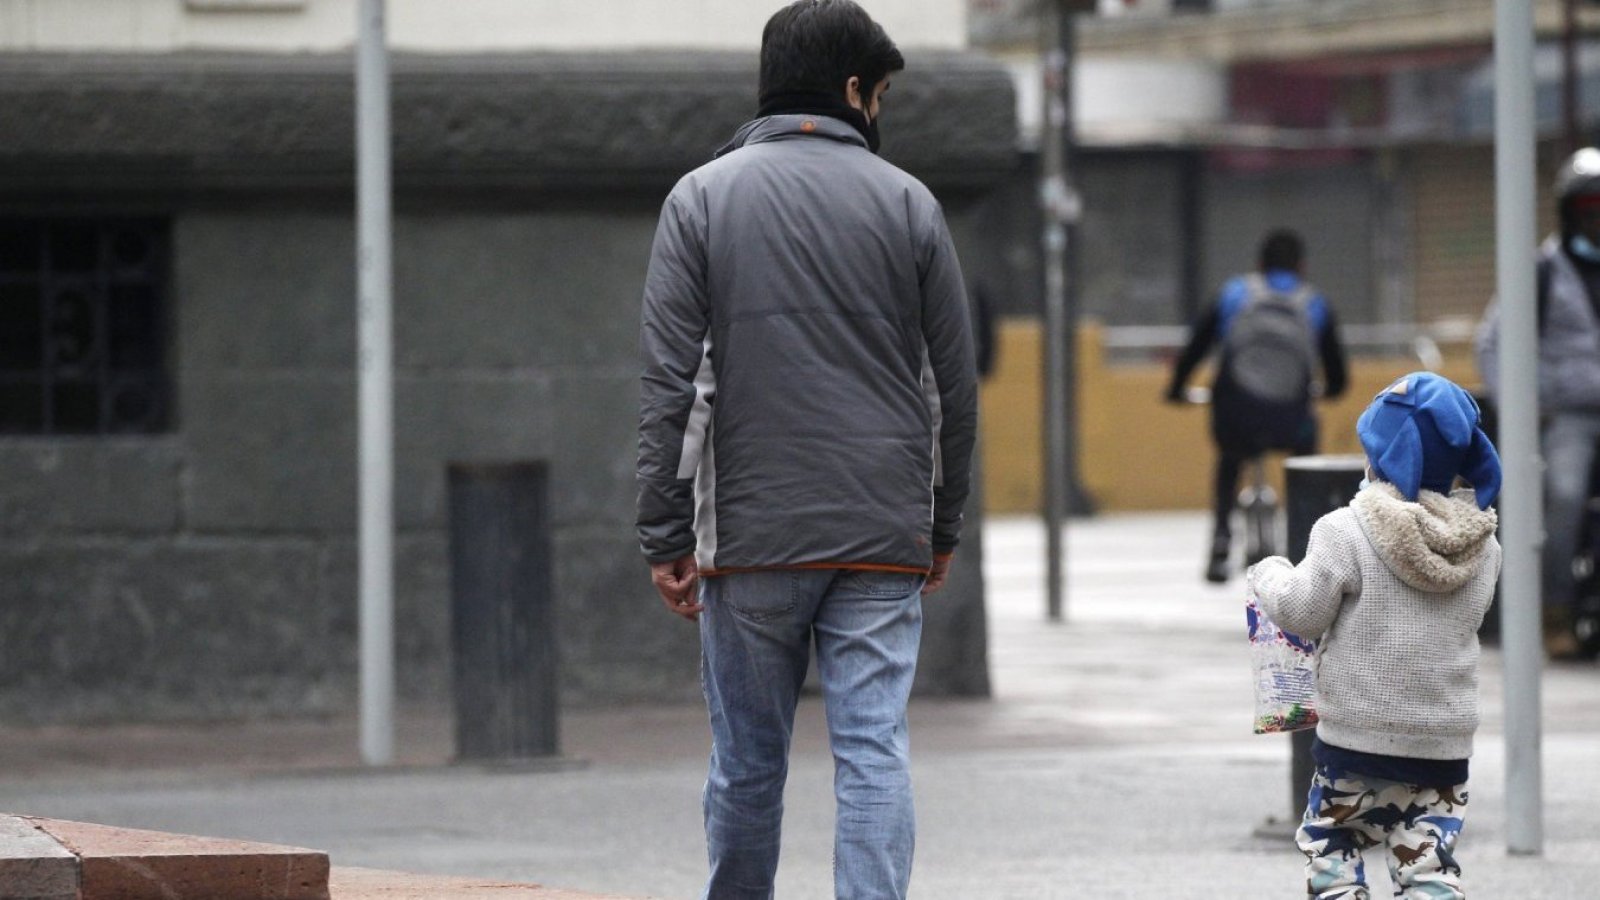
[1295,767,1468,899]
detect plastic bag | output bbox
[1246,595,1319,734]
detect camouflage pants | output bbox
[1295,767,1468,899]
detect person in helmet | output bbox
[1475,146,1600,660]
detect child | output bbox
[1248,372,1502,900]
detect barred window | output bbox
[0,218,170,435]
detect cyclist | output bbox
[1166,229,1349,583]
[1475,146,1600,660]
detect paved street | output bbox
[1,512,1597,898]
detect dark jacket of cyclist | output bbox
[1166,229,1349,583]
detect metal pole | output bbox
[357,0,396,767]
[1060,12,1087,524]
[1041,1,1079,622]
[1494,0,1543,856]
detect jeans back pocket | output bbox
[836,569,924,598]
[724,570,799,623]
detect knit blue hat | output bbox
[1356,372,1502,509]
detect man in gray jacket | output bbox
[635,2,977,896]
[1477,146,1600,660]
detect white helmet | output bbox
[1555,147,1600,203]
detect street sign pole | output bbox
[1041,0,1084,622]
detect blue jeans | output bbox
[698,568,925,900]
[1543,411,1600,610]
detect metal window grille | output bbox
[0,218,171,435]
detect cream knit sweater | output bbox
[1247,484,1502,759]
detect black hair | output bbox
[1259,229,1304,272]
[758,0,905,104]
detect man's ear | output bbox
[845,75,863,110]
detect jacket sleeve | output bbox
[1316,303,1349,400]
[918,203,979,556]
[1474,299,1502,403]
[636,188,710,563]
[1245,515,1361,640]
[1479,256,1552,403]
[1166,298,1221,399]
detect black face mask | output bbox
[861,112,881,154]
[756,89,881,154]
[852,75,884,153]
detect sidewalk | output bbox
[0,512,1596,899]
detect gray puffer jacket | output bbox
[1476,235,1600,412]
[636,114,978,575]
[1248,484,1501,759]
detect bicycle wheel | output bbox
[1569,504,1600,659]
[1576,565,1600,660]
[1244,498,1275,566]
[1256,487,1280,561]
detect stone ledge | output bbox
[0,816,643,900]
[0,815,77,900]
[0,51,1017,195]
[21,816,329,900]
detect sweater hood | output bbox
[1351,482,1498,593]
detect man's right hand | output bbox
[650,554,703,622]
[924,553,954,595]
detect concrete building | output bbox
[0,1,1013,724]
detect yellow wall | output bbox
[981,318,1484,513]
[980,319,1046,513]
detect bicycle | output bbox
[1239,455,1281,567]
[1185,386,1282,580]
[1562,457,1600,659]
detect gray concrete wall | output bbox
[0,51,1012,724]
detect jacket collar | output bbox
[1261,269,1303,292]
[714,114,868,159]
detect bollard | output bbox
[448,462,559,761]
[1256,453,1366,840]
